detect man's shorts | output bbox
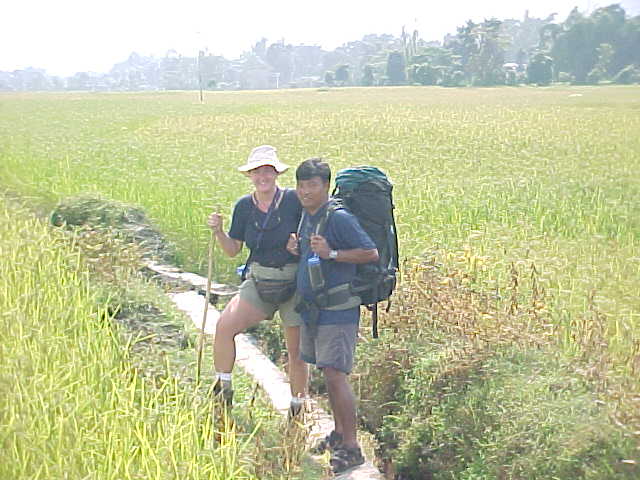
[300,321,359,374]
[238,262,302,328]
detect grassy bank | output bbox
[354,259,638,478]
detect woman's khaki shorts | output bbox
[238,262,302,327]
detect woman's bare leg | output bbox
[213,295,266,373]
[284,325,308,398]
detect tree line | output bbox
[2,3,638,92]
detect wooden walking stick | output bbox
[196,227,216,384]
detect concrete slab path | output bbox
[148,262,385,479]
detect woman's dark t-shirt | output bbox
[228,188,301,267]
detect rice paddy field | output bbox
[1,85,640,477]
[2,86,639,349]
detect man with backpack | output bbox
[286,158,379,473]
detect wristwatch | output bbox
[328,249,339,260]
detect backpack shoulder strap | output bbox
[296,210,307,239]
[315,199,342,235]
[296,199,342,240]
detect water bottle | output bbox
[308,254,324,291]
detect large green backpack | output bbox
[330,166,399,337]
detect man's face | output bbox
[296,176,329,213]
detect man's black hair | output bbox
[296,157,331,183]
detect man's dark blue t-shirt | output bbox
[296,201,376,325]
[228,188,301,267]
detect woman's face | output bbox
[248,165,279,194]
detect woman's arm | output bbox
[207,213,243,257]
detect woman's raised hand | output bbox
[207,212,223,233]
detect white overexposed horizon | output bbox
[2,0,639,77]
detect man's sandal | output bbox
[330,446,365,473]
[310,430,343,454]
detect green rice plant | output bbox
[0,198,319,479]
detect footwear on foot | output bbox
[213,379,233,407]
[310,430,343,454]
[330,446,365,473]
[287,399,303,422]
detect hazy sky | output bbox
[2,0,639,76]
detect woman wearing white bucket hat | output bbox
[207,145,308,416]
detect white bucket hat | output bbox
[238,145,289,173]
